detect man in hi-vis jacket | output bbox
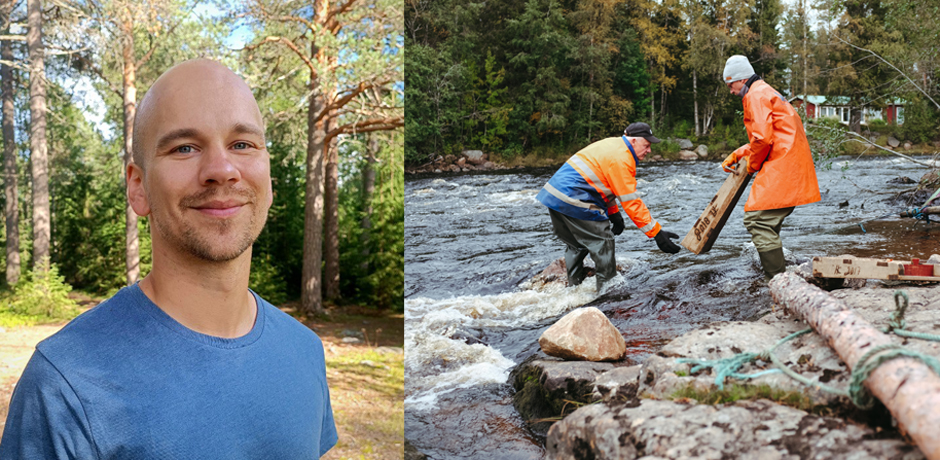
[536,122,681,291]
[720,55,821,279]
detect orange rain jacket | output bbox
[536,136,662,238]
[730,79,821,211]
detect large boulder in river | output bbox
[888,136,901,148]
[539,307,626,361]
[677,138,694,149]
[461,150,487,165]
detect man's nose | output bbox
[199,144,241,185]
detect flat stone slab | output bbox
[547,399,924,459]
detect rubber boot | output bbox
[758,247,786,280]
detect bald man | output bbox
[0,60,337,459]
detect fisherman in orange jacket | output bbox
[536,123,681,291]
[720,55,821,279]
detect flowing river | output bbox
[404,155,940,459]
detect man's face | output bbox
[128,64,272,263]
[633,138,652,160]
[727,80,746,96]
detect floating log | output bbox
[681,161,752,254]
[770,272,940,459]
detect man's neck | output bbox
[140,247,256,339]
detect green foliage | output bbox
[806,117,848,170]
[250,142,307,304]
[899,98,940,144]
[337,134,404,311]
[7,264,79,320]
[249,253,289,306]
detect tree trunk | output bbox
[302,40,326,315]
[801,0,807,98]
[121,16,140,285]
[850,106,862,134]
[650,87,654,129]
[27,0,48,271]
[359,134,378,273]
[770,273,940,460]
[693,69,700,137]
[1,0,18,286]
[324,110,340,300]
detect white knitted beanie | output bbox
[723,55,754,84]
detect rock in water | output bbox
[539,307,625,361]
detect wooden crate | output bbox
[812,256,940,281]
[681,161,752,254]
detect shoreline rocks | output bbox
[514,262,940,459]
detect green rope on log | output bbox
[847,343,940,409]
[677,290,940,408]
[882,290,940,341]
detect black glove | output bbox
[654,230,681,254]
[609,212,625,236]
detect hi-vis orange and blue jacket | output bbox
[536,136,662,238]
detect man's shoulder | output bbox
[578,136,629,158]
[36,285,142,359]
[255,295,324,348]
[750,80,786,102]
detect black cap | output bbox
[624,122,661,144]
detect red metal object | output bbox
[904,259,935,277]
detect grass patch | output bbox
[0,310,75,328]
[673,370,688,377]
[670,382,816,412]
[324,348,404,460]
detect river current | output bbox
[404,156,940,459]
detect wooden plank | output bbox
[681,161,752,254]
[812,256,940,281]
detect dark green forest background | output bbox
[405,0,940,165]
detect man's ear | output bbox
[127,162,151,217]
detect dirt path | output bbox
[0,323,67,437]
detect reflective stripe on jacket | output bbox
[536,136,662,238]
[732,80,821,211]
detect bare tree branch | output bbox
[325,115,403,142]
[136,0,200,70]
[0,34,24,41]
[77,54,122,97]
[244,35,316,75]
[833,34,940,111]
[46,45,91,56]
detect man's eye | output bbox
[175,145,193,154]
[233,142,249,150]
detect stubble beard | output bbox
[150,187,268,263]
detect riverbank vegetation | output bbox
[405,0,940,166]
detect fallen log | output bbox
[770,272,940,459]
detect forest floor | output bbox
[0,297,404,460]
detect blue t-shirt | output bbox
[0,284,337,459]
